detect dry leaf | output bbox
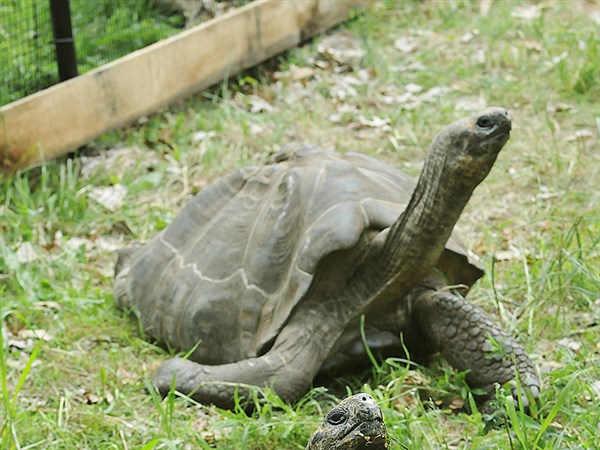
[591,381,600,397]
[358,115,392,131]
[248,123,265,136]
[200,431,223,445]
[88,184,127,211]
[65,237,92,251]
[566,129,594,142]
[6,357,41,369]
[494,249,519,261]
[391,61,426,73]
[317,32,365,68]
[289,64,316,81]
[394,389,419,411]
[405,83,423,94]
[511,4,543,21]
[80,147,150,180]
[93,237,123,252]
[328,113,343,124]
[393,36,419,53]
[330,78,358,101]
[247,95,274,113]
[536,190,564,201]
[404,370,428,386]
[448,397,465,410]
[16,242,38,263]
[191,130,216,143]
[460,30,479,43]
[82,391,102,404]
[523,39,543,52]
[117,368,141,385]
[472,47,487,65]
[419,86,452,102]
[105,391,115,404]
[34,301,63,310]
[539,360,566,372]
[43,230,63,250]
[558,337,582,353]
[7,339,28,350]
[547,102,574,114]
[19,329,54,341]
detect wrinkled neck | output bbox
[354,142,481,309]
[381,151,474,277]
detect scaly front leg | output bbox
[410,282,540,410]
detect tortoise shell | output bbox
[115,145,482,365]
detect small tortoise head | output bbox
[306,393,389,450]
[429,107,512,186]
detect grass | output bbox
[1,0,599,448]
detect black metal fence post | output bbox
[49,0,78,81]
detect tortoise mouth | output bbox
[477,124,510,150]
[485,119,511,140]
[341,417,386,440]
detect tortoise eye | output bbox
[476,116,494,129]
[327,410,347,426]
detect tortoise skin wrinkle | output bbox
[306,394,389,450]
[114,108,540,410]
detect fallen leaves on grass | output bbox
[511,4,544,21]
[16,241,38,263]
[393,35,419,53]
[5,355,42,370]
[65,236,122,253]
[448,397,466,411]
[116,367,141,386]
[194,410,222,442]
[557,337,582,353]
[80,147,155,180]
[317,31,365,70]
[357,115,392,131]
[566,128,594,142]
[274,64,316,83]
[494,247,521,262]
[379,84,452,110]
[547,102,575,114]
[6,325,54,353]
[87,184,127,211]
[329,74,361,101]
[247,94,274,114]
[191,130,216,143]
[391,370,430,412]
[33,300,63,311]
[75,387,115,405]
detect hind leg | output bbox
[409,282,540,410]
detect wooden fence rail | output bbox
[1,0,365,176]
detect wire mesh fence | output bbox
[1,0,250,106]
[1,1,56,106]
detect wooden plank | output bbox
[0,0,365,175]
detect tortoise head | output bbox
[306,393,389,450]
[428,107,511,186]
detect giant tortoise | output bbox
[114,108,539,410]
